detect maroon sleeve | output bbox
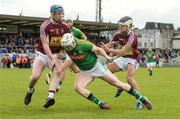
[111,32,119,42]
[126,31,135,46]
[40,21,48,38]
[62,22,71,33]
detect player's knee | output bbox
[74,84,83,93]
[54,69,63,77]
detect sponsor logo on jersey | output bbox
[49,37,61,46]
[70,55,84,60]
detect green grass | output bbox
[0,67,180,119]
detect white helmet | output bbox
[118,16,133,29]
[61,33,75,47]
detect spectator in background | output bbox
[155,54,160,67]
[11,53,17,68]
[16,55,22,68]
[6,56,12,68]
[1,55,6,68]
[22,55,28,68]
[164,49,169,63]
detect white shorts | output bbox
[35,51,58,68]
[35,51,71,68]
[147,62,155,68]
[81,60,107,77]
[113,57,139,71]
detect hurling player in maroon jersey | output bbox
[102,16,151,110]
[24,4,71,109]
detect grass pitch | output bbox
[0,67,180,119]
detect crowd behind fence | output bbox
[1,33,180,68]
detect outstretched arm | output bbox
[102,31,134,57]
[92,45,112,62]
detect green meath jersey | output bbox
[146,51,155,63]
[71,27,85,39]
[67,39,97,71]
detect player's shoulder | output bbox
[40,19,51,29]
[62,22,70,29]
[111,31,121,41]
[76,39,92,45]
[71,26,76,30]
[113,31,121,37]
[72,27,81,33]
[129,30,137,36]
[72,26,79,30]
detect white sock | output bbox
[28,88,34,93]
[48,92,55,98]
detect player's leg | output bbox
[100,70,152,110]
[45,59,72,92]
[45,54,75,92]
[43,57,64,108]
[55,70,65,92]
[149,63,153,76]
[108,57,128,97]
[107,62,122,73]
[126,64,139,91]
[126,63,144,110]
[24,58,45,105]
[44,57,73,108]
[147,63,153,76]
[74,72,110,109]
[55,59,75,92]
[45,68,64,92]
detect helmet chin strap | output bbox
[120,31,127,36]
[120,29,131,36]
[52,18,61,23]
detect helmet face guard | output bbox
[63,45,75,52]
[65,17,73,23]
[61,33,75,51]
[118,16,133,29]
[119,31,128,36]
[65,18,73,27]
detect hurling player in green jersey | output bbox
[59,33,152,110]
[66,18,87,40]
[146,48,155,76]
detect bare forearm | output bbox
[97,48,109,59]
[107,49,122,55]
[109,44,130,57]
[106,42,114,48]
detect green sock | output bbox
[128,87,143,100]
[87,93,104,107]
